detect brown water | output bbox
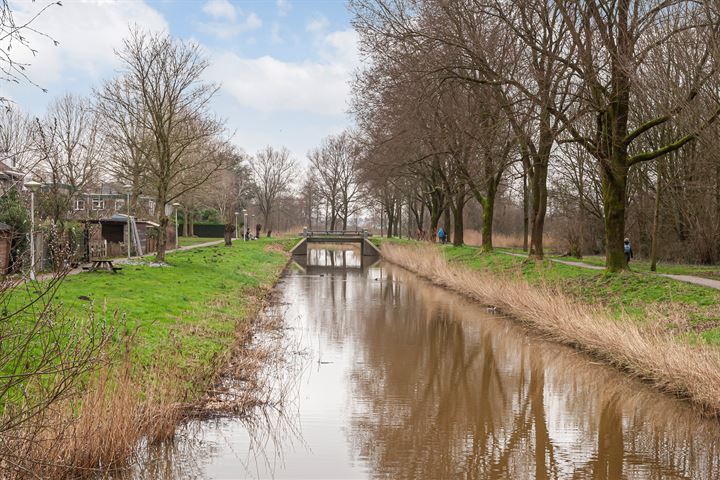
[130,247,720,479]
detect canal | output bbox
[131,246,720,479]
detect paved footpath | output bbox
[502,251,720,291]
[30,239,227,283]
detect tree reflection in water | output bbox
[121,253,720,479]
[309,264,720,479]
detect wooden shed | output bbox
[0,222,11,274]
[81,215,176,259]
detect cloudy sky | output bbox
[3,0,359,162]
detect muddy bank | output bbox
[381,243,720,415]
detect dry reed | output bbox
[381,243,720,414]
[0,280,292,478]
[463,230,562,251]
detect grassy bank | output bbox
[429,244,720,344]
[55,237,293,379]
[380,242,720,415]
[3,237,293,475]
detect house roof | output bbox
[0,159,24,180]
[79,214,160,226]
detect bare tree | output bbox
[0,0,60,105]
[96,29,225,261]
[249,146,297,236]
[309,131,364,230]
[0,106,34,176]
[33,93,103,225]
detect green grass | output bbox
[377,239,720,344]
[178,236,224,247]
[9,237,293,400]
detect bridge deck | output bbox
[291,230,380,257]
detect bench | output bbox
[84,259,122,273]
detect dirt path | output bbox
[501,251,720,291]
[658,274,720,290]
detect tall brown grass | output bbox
[0,283,289,478]
[381,243,720,413]
[463,229,562,251]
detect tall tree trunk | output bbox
[600,157,629,272]
[452,205,463,246]
[397,201,402,239]
[650,162,662,272]
[157,215,168,261]
[529,160,549,259]
[451,191,464,246]
[522,164,529,252]
[183,207,189,237]
[443,206,452,244]
[385,201,395,238]
[480,184,498,252]
[224,223,233,246]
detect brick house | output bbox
[66,182,158,222]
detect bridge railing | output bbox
[302,229,370,239]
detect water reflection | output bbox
[126,248,720,479]
[345,266,720,479]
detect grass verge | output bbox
[2,237,294,476]
[430,244,720,344]
[381,243,720,415]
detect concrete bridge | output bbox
[290,229,381,258]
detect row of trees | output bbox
[348,0,720,271]
[0,28,313,260]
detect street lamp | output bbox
[123,184,132,259]
[25,180,42,280]
[243,209,247,241]
[234,211,239,240]
[173,202,181,249]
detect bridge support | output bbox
[290,238,308,256]
[361,239,381,257]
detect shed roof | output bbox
[0,222,11,231]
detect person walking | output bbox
[624,238,633,265]
[438,227,447,244]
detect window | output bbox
[92,199,105,210]
[115,199,125,211]
[74,199,85,211]
[148,200,156,215]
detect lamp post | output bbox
[173,202,181,249]
[123,184,132,259]
[25,180,41,281]
[243,209,247,241]
[234,211,239,240]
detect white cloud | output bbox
[206,29,359,116]
[276,0,291,17]
[271,23,283,44]
[198,4,262,39]
[5,1,168,89]
[306,15,329,34]
[202,0,236,22]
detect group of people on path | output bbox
[412,227,449,243]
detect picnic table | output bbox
[83,259,123,273]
